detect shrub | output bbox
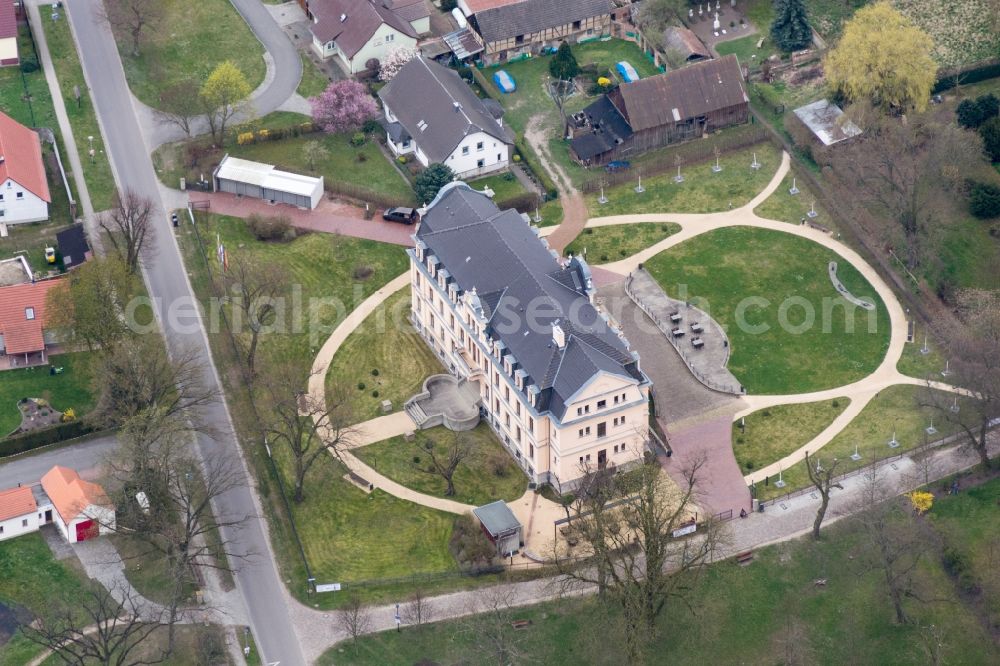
[600,254,609,262]
[440,0,457,10]
[956,93,999,129]
[762,409,771,417]
[362,118,380,134]
[0,421,94,457]
[584,228,593,235]
[397,155,409,164]
[512,154,521,162]
[549,42,579,81]
[353,264,374,280]
[372,390,379,398]
[413,163,455,203]
[831,399,840,408]
[357,382,366,390]
[350,132,366,147]
[449,514,499,570]
[20,59,39,74]
[979,116,1000,162]
[246,213,293,241]
[968,181,1000,219]
[356,152,367,163]
[487,451,510,477]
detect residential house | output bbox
[0,0,17,67]
[0,111,51,225]
[388,0,431,35]
[409,182,652,488]
[308,0,421,74]
[379,56,513,179]
[0,277,65,370]
[0,486,39,541]
[55,224,92,270]
[41,466,115,543]
[568,54,749,165]
[460,0,612,65]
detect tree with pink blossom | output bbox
[310,80,379,135]
[379,47,419,82]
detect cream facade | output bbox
[312,22,417,74]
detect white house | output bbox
[41,466,115,543]
[308,0,419,75]
[0,486,42,541]
[0,110,51,225]
[378,57,513,180]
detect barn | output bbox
[473,500,522,557]
[213,155,324,210]
[40,466,115,543]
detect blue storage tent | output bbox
[615,61,640,83]
[493,70,516,93]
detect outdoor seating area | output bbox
[404,374,482,432]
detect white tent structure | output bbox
[213,155,324,210]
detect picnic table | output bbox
[672,328,685,337]
[691,322,704,333]
[670,313,683,323]
[692,338,705,349]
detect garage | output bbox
[75,519,98,542]
[213,155,324,210]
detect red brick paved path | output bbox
[663,413,751,516]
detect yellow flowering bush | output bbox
[908,490,934,515]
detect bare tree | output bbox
[100,189,155,274]
[302,140,330,172]
[555,457,725,662]
[805,451,843,539]
[400,588,430,627]
[17,581,166,666]
[154,78,205,138]
[261,359,356,502]
[103,0,162,57]
[770,614,815,666]
[918,623,947,666]
[851,467,927,625]
[460,585,526,666]
[411,432,473,497]
[218,251,289,377]
[338,596,372,645]
[46,257,137,355]
[927,289,1000,469]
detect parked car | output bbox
[383,207,419,224]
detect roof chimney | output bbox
[552,322,565,349]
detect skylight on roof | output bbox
[417,120,428,131]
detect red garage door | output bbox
[75,520,98,541]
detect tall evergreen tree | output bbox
[770,0,812,52]
[549,42,580,81]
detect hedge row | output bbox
[495,191,541,214]
[0,421,95,458]
[933,59,1000,94]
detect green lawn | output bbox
[756,385,977,500]
[297,53,331,99]
[182,213,409,370]
[934,215,1000,291]
[715,34,768,70]
[0,27,56,129]
[896,336,948,380]
[354,424,528,505]
[753,169,833,229]
[327,289,443,422]
[0,533,93,666]
[284,452,458,584]
[113,0,265,110]
[321,483,998,664]
[585,143,781,217]
[38,13,116,210]
[0,352,94,438]
[467,172,530,205]
[565,222,680,263]
[645,227,891,394]
[536,198,564,227]
[733,398,850,473]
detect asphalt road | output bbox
[0,434,118,489]
[64,2,305,663]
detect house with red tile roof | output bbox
[40,466,115,543]
[0,486,39,541]
[0,277,65,369]
[0,111,50,225]
[308,0,427,75]
[0,0,18,67]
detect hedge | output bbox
[495,191,541,214]
[933,59,1000,94]
[0,421,95,458]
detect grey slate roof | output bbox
[415,183,646,420]
[379,57,513,164]
[55,224,90,270]
[570,94,633,161]
[474,500,521,536]
[471,0,612,44]
[310,0,417,59]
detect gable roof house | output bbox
[409,182,652,488]
[568,54,749,165]
[379,57,514,179]
[0,0,18,67]
[40,466,115,543]
[461,0,612,66]
[0,111,51,225]
[308,0,420,75]
[0,277,65,370]
[0,486,38,541]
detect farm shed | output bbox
[473,500,522,556]
[792,99,863,146]
[213,155,324,210]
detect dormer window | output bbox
[25,307,35,320]
[417,120,428,132]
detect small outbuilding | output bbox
[213,155,324,210]
[56,224,92,270]
[0,486,39,541]
[473,500,522,557]
[792,99,863,147]
[41,466,115,543]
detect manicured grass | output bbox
[320,490,997,665]
[896,336,948,380]
[756,385,977,500]
[354,424,528,505]
[536,198,563,227]
[753,169,833,229]
[645,227,891,394]
[467,171,530,205]
[284,453,458,583]
[113,0,265,110]
[565,222,680,263]
[935,215,1000,291]
[584,144,781,217]
[0,27,57,129]
[183,213,409,370]
[0,352,94,438]
[38,13,116,210]
[715,34,767,69]
[297,53,332,99]
[0,532,92,666]
[733,398,850,473]
[327,289,444,422]
[154,116,415,204]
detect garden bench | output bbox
[692,338,704,349]
[512,619,532,629]
[672,328,685,337]
[345,471,373,492]
[670,313,683,323]
[690,323,703,333]
[735,550,754,565]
